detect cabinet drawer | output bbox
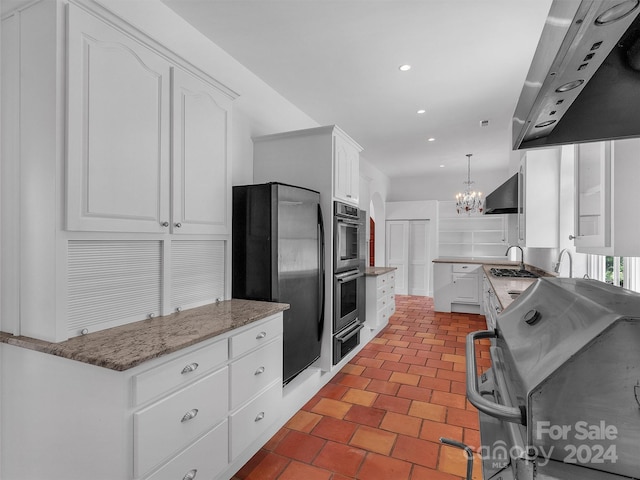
[229,314,283,359]
[230,338,282,410]
[452,263,480,273]
[375,273,393,288]
[144,420,228,480]
[134,339,227,405]
[229,380,282,460]
[134,367,228,478]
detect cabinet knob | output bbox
[175,222,182,228]
[181,408,199,423]
[255,366,265,375]
[569,234,576,240]
[181,363,199,375]
[256,331,267,340]
[183,470,197,480]
[147,313,155,319]
[255,412,265,422]
[161,221,169,227]
[346,194,352,198]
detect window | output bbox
[588,254,640,292]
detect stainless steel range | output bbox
[467,278,640,480]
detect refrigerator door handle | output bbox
[317,204,325,341]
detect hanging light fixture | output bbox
[455,154,484,215]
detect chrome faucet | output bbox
[554,248,573,278]
[505,245,525,271]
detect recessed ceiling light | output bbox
[399,64,412,72]
[427,137,435,142]
[417,109,426,114]
[439,164,445,168]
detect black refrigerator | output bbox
[232,183,324,385]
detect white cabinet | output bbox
[172,68,231,235]
[333,133,360,205]
[0,313,284,480]
[482,273,501,330]
[517,148,560,248]
[2,1,235,342]
[434,262,481,313]
[574,139,640,256]
[66,6,232,235]
[66,5,171,233]
[365,270,396,331]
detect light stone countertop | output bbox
[482,264,554,310]
[364,266,397,276]
[0,299,289,371]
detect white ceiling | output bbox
[162,1,553,180]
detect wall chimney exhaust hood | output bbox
[512,0,640,150]
[484,173,518,215]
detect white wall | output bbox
[388,168,509,202]
[98,0,320,187]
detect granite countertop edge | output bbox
[364,266,397,276]
[0,299,289,371]
[481,264,555,310]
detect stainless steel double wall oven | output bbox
[332,201,366,364]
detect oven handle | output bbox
[335,271,364,283]
[466,330,525,425]
[335,321,364,342]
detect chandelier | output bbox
[455,154,483,215]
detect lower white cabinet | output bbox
[365,270,396,330]
[134,367,229,477]
[434,263,482,313]
[0,313,283,480]
[482,273,501,330]
[145,421,229,480]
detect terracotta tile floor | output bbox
[232,295,492,480]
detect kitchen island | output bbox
[0,299,290,480]
[433,256,553,323]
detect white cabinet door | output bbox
[333,134,359,205]
[452,273,479,304]
[574,141,611,250]
[67,5,171,233]
[172,68,231,235]
[386,221,409,295]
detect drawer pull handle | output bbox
[183,470,197,480]
[255,366,265,375]
[256,331,267,340]
[255,412,265,422]
[181,409,199,423]
[181,363,199,374]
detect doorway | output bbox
[386,220,429,296]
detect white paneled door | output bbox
[386,220,429,296]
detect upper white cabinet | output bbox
[253,125,362,207]
[517,147,560,248]
[333,133,360,205]
[2,1,236,341]
[66,5,232,235]
[574,139,640,256]
[67,6,171,233]
[172,68,231,235]
[574,141,611,250]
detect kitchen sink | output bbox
[489,268,539,278]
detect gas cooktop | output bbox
[489,267,539,278]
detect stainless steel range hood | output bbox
[513,0,640,150]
